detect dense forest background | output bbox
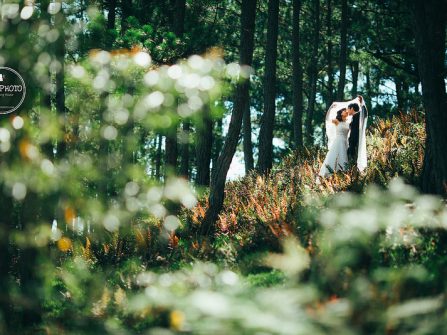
[0,0,446,334]
[74,0,427,177]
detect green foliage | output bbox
[245,269,287,287]
[0,1,439,334]
[85,10,108,50]
[49,180,443,335]
[0,7,241,332]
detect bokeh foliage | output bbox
[0,1,445,335]
[0,2,240,333]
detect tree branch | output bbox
[365,50,418,78]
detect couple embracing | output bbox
[318,95,368,178]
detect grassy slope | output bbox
[184,111,425,264]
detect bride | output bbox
[318,107,352,177]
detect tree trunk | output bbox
[336,0,348,100]
[196,105,214,186]
[410,0,447,196]
[55,5,66,157]
[166,0,187,177]
[325,0,334,109]
[155,134,163,180]
[40,0,52,112]
[395,76,404,112]
[365,67,373,113]
[257,0,280,173]
[165,131,178,175]
[0,195,13,333]
[173,0,186,37]
[243,100,254,172]
[39,0,55,159]
[403,81,410,110]
[106,0,117,49]
[180,121,190,178]
[120,0,132,36]
[351,60,359,97]
[201,0,257,235]
[292,0,304,148]
[107,0,117,31]
[213,117,223,163]
[176,0,187,177]
[304,0,320,144]
[18,194,43,328]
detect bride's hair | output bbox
[336,108,345,122]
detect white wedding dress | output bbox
[318,120,350,177]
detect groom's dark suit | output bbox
[348,111,360,160]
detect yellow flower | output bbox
[57,237,72,252]
[170,310,185,331]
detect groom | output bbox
[347,102,360,160]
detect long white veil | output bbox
[325,96,368,172]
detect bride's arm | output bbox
[331,119,339,125]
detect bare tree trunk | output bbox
[325,0,334,109]
[395,76,404,112]
[196,105,214,186]
[0,196,13,333]
[106,0,117,49]
[213,117,223,163]
[292,0,304,148]
[176,0,188,178]
[365,67,373,113]
[201,0,257,235]
[55,4,66,156]
[336,0,348,100]
[19,194,43,328]
[40,0,52,112]
[403,81,410,112]
[107,0,117,30]
[173,0,186,37]
[155,134,163,180]
[165,130,178,175]
[351,60,359,97]
[243,101,254,172]
[166,0,187,177]
[410,0,447,196]
[305,0,320,144]
[180,122,190,178]
[39,0,55,159]
[257,0,280,173]
[121,0,132,36]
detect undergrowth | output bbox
[183,110,425,263]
